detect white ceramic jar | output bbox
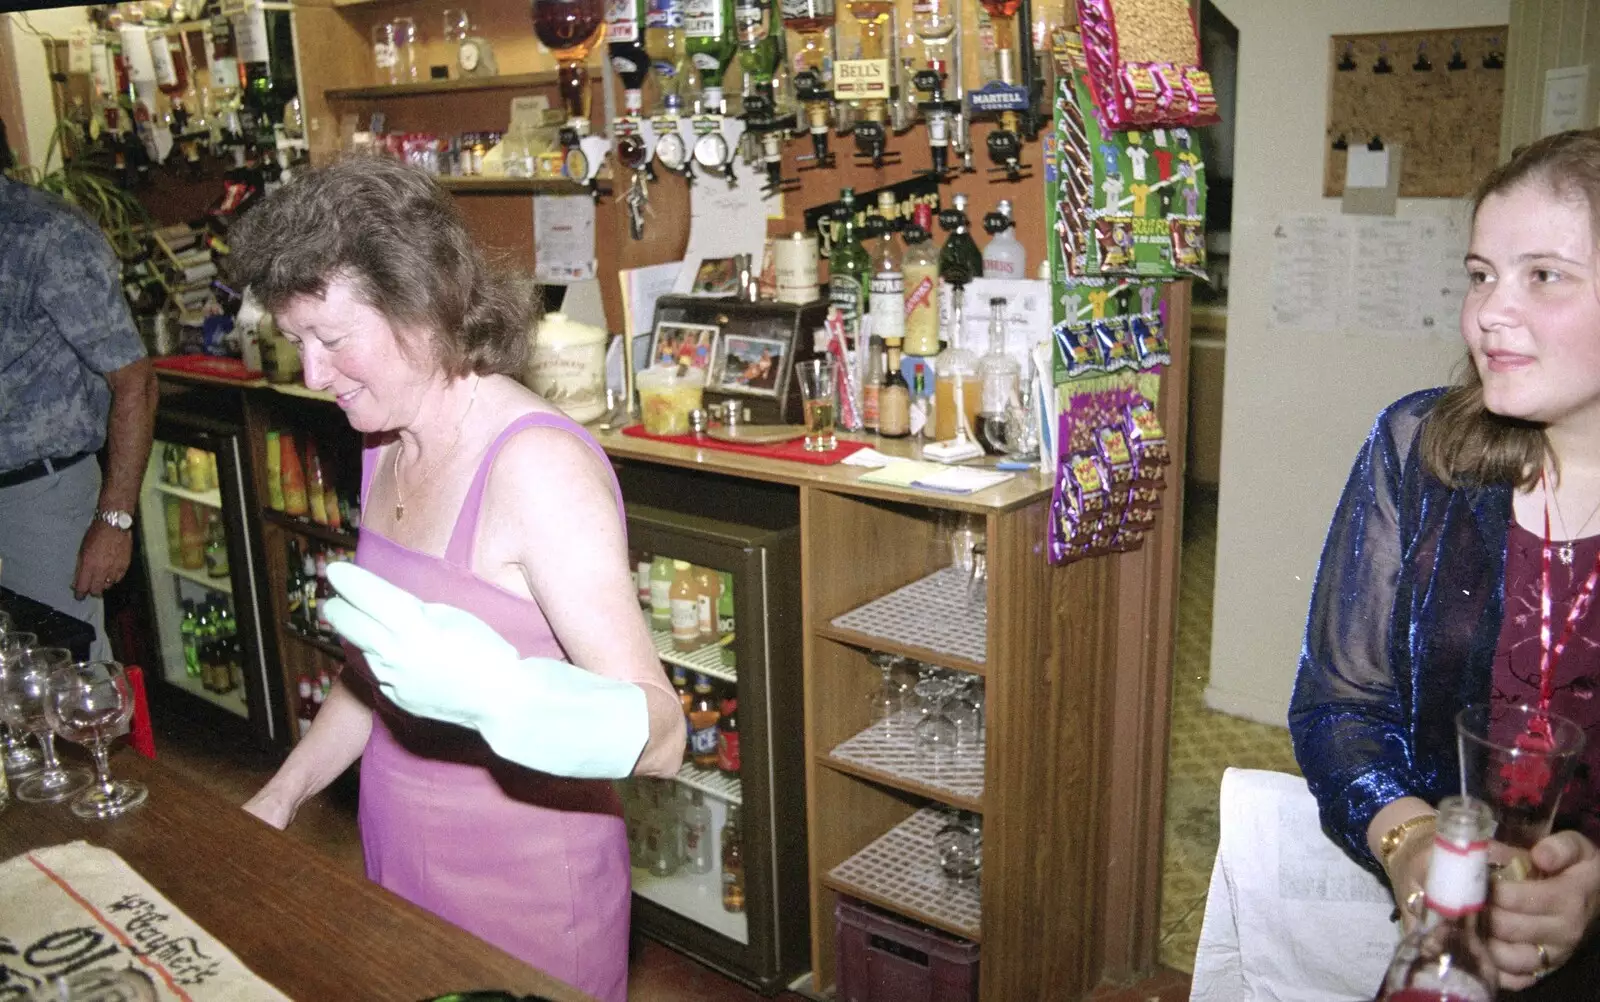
[524,312,609,423]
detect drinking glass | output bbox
[45,660,147,819]
[948,514,983,575]
[913,677,958,768]
[865,652,907,730]
[391,17,420,82]
[443,8,472,41]
[965,541,988,612]
[794,360,838,452]
[1457,702,1586,879]
[0,627,43,778]
[372,22,402,85]
[26,967,158,1002]
[945,674,982,753]
[934,811,982,884]
[2,647,91,803]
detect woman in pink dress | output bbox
[232,157,685,1002]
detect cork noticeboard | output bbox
[1324,26,1508,198]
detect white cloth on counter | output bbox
[1190,768,1400,1002]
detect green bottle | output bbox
[181,600,200,678]
[649,556,675,629]
[734,0,779,97]
[685,0,736,110]
[937,191,984,288]
[829,188,871,340]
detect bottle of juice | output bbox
[203,511,230,578]
[164,497,183,565]
[721,806,745,913]
[649,556,675,630]
[716,571,736,667]
[636,549,654,608]
[178,500,206,569]
[264,430,286,511]
[305,440,329,525]
[692,564,721,644]
[279,433,309,517]
[670,561,700,651]
[681,789,714,874]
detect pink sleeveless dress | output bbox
[352,411,631,1002]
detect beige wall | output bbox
[1,7,91,171]
[1204,0,1509,727]
[1501,0,1600,154]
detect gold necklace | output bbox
[1547,473,1600,566]
[391,376,479,522]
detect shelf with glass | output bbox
[164,658,250,718]
[822,712,983,812]
[164,562,232,595]
[261,509,358,550]
[821,567,988,676]
[152,480,222,510]
[823,806,982,943]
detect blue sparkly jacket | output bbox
[1289,387,1513,878]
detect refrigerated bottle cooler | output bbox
[616,465,809,994]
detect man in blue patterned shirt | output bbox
[0,174,157,657]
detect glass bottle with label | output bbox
[783,0,834,160]
[975,298,1021,455]
[716,570,736,667]
[910,0,956,77]
[879,343,911,438]
[901,204,941,357]
[868,189,905,346]
[534,0,609,125]
[717,696,740,773]
[721,806,746,912]
[688,674,721,768]
[670,560,700,651]
[734,0,780,109]
[937,192,983,288]
[680,789,714,873]
[862,336,884,433]
[607,0,652,116]
[203,511,230,578]
[981,199,1027,279]
[828,188,870,342]
[692,564,721,643]
[645,0,690,104]
[842,0,892,123]
[684,0,735,110]
[649,555,675,629]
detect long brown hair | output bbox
[1419,128,1600,489]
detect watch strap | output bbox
[1378,812,1437,871]
[96,509,134,530]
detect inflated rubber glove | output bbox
[323,561,649,779]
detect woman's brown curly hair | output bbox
[226,154,538,379]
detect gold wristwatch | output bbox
[1379,812,1437,870]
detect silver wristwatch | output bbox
[95,509,134,531]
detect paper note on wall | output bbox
[533,195,597,284]
[1269,212,1467,337]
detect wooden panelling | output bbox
[1501,0,1600,156]
[979,498,1114,1000]
[801,490,943,623]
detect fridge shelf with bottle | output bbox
[262,509,359,550]
[161,561,234,595]
[821,567,988,676]
[821,713,984,812]
[676,761,742,806]
[152,479,223,510]
[632,864,750,945]
[283,623,346,662]
[648,621,738,687]
[823,806,982,943]
[162,656,250,718]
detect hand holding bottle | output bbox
[324,562,649,778]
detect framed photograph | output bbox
[690,256,741,297]
[710,333,789,399]
[649,321,719,377]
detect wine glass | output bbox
[0,627,43,778]
[46,660,148,819]
[945,674,982,754]
[913,676,959,769]
[866,652,908,731]
[934,810,982,885]
[1,646,90,802]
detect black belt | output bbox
[0,451,92,490]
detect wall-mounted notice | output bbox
[1269,212,1468,338]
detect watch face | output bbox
[693,132,729,168]
[458,41,480,72]
[655,132,687,169]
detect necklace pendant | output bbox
[395,502,405,522]
[1559,542,1574,566]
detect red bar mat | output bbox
[153,354,263,381]
[621,424,870,466]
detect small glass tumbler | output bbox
[371,21,401,85]
[794,359,838,452]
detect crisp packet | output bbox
[1055,320,1107,378]
[1096,425,1136,488]
[1130,315,1171,369]
[1126,400,1172,471]
[1095,318,1139,373]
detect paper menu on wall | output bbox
[1268,212,1467,337]
[939,278,1053,367]
[532,195,597,284]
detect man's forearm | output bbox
[99,358,158,512]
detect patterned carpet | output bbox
[1158,487,1302,973]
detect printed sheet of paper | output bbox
[1269,212,1467,337]
[533,195,597,284]
[673,161,776,295]
[1191,769,1398,1002]
[0,841,291,1000]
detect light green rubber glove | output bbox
[324,561,649,779]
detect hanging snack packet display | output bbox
[1047,315,1170,564]
[1049,276,1166,382]
[1072,0,1218,129]
[1047,31,1207,280]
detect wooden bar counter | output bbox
[0,753,595,1002]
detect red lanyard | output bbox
[1538,471,1600,714]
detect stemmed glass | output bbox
[944,674,983,754]
[2,647,91,803]
[0,626,43,778]
[45,660,147,819]
[866,652,910,731]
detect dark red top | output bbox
[1490,522,1600,843]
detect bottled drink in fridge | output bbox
[688,674,721,769]
[178,501,206,570]
[1378,796,1498,1002]
[204,511,230,578]
[717,697,740,774]
[717,571,736,667]
[721,805,745,912]
[164,497,183,566]
[670,560,700,651]
[649,556,675,629]
[635,549,653,608]
[180,600,200,678]
[301,548,320,634]
[681,788,714,874]
[693,564,721,644]
[646,780,684,876]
